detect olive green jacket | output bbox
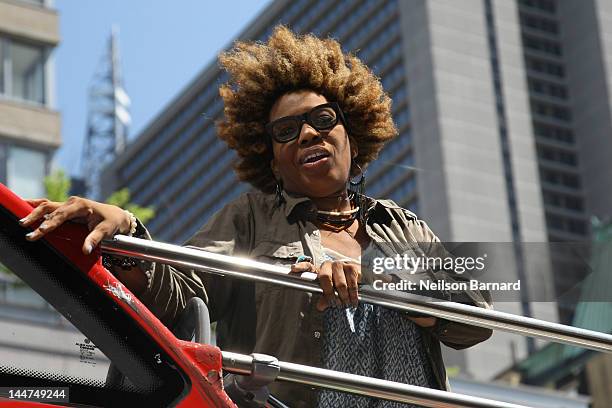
[139,191,493,407]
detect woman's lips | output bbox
[300,156,330,170]
[299,147,331,164]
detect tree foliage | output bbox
[43,169,71,202]
[105,188,155,223]
[43,170,155,223]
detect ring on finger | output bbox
[43,213,54,220]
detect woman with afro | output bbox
[23,26,492,407]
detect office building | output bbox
[101,0,612,383]
[0,0,60,198]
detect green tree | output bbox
[105,188,155,224]
[43,170,155,224]
[43,169,71,202]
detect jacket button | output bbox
[313,331,321,339]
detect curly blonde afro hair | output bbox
[217,25,397,193]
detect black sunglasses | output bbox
[265,102,347,143]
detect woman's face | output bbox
[269,90,355,198]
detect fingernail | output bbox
[19,217,28,224]
[25,232,35,239]
[85,244,93,254]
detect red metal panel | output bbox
[0,184,236,408]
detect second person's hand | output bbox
[19,196,132,255]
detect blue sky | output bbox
[54,0,270,176]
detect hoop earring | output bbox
[275,179,285,208]
[349,163,365,189]
[348,162,366,221]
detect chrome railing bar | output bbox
[101,235,612,353]
[221,351,530,408]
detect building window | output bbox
[0,37,45,104]
[540,169,581,189]
[528,79,568,99]
[519,0,556,14]
[537,145,577,166]
[562,173,580,188]
[19,0,46,6]
[558,151,576,165]
[520,13,559,34]
[543,191,584,212]
[6,146,46,198]
[523,35,562,56]
[545,213,587,236]
[546,213,564,230]
[531,101,571,122]
[527,58,564,77]
[533,123,574,143]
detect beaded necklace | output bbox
[315,195,359,233]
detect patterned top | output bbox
[317,244,438,408]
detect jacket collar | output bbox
[281,190,313,219]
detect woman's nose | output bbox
[297,123,322,146]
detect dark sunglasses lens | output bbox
[272,119,300,142]
[310,106,337,129]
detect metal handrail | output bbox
[222,351,530,408]
[101,235,612,353]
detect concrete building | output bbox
[101,0,611,386]
[0,0,61,198]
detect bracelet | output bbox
[124,210,137,236]
[104,215,153,288]
[102,255,153,288]
[102,254,153,282]
[102,254,138,270]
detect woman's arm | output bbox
[21,195,254,329]
[377,208,494,348]
[137,193,255,326]
[429,318,493,350]
[414,217,494,348]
